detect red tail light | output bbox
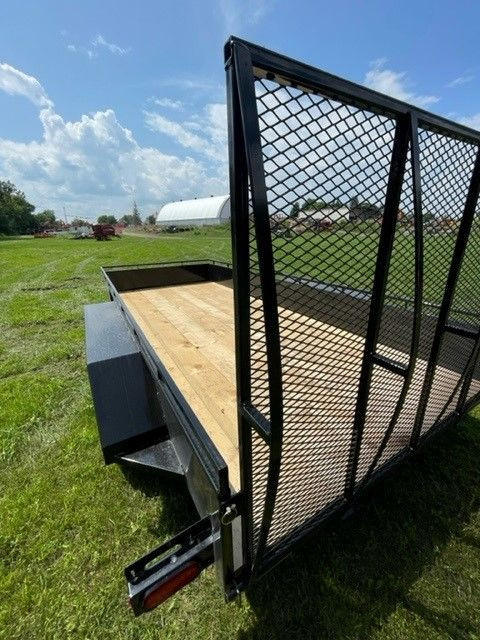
[141,562,201,611]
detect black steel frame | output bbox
[225,36,480,582]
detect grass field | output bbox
[1,232,480,640]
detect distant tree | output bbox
[97,214,117,224]
[351,201,381,221]
[35,209,56,228]
[289,202,300,218]
[119,214,134,226]
[0,180,37,234]
[132,201,142,225]
[70,217,90,227]
[145,213,157,225]
[349,195,359,210]
[301,198,328,211]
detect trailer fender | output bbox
[84,301,163,463]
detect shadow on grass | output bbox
[116,416,480,639]
[120,465,196,538]
[239,414,480,640]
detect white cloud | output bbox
[446,73,474,88]
[67,34,130,58]
[153,97,184,110]
[459,113,480,131]
[67,43,96,59]
[364,59,439,108]
[218,0,273,32]
[0,63,53,108]
[0,63,226,217]
[157,77,221,94]
[144,103,227,163]
[92,34,131,56]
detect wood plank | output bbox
[121,283,240,490]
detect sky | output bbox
[0,0,479,221]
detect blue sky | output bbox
[0,0,479,220]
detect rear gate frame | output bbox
[225,36,480,581]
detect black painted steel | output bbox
[226,46,255,585]
[117,440,183,476]
[85,301,163,463]
[410,148,480,447]
[232,43,285,575]
[354,113,426,489]
[227,36,480,579]
[345,115,411,497]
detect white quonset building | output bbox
[156,195,230,227]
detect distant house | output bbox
[349,203,382,222]
[69,224,91,237]
[298,206,350,223]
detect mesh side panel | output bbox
[356,148,416,478]
[468,357,480,401]
[251,77,396,555]
[238,52,480,568]
[419,130,477,306]
[359,129,479,475]
[418,130,478,437]
[250,294,269,418]
[423,334,472,426]
[447,191,480,327]
[356,366,405,480]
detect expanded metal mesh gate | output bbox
[226,38,480,580]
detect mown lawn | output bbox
[1,233,480,640]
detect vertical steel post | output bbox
[225,41,254,585]
[345,114,410,497]
[232,42,284,573]
[359,112,424,483]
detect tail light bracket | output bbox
[125,515,218,615]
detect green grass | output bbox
[1,233,480,640]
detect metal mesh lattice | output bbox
[250,77,396,556]
[357,129,479,478]
[238,54,480,567]
[417,130,478,436]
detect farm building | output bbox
[298,205,350,223]
[156,195,230,227]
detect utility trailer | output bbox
[85,37,480,614]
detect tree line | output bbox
[0,179,158,235]
[0,180,51,235]
[289,196,382,218]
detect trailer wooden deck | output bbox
[121,280,474,494]
[121,282,240,489]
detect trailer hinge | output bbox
[219,491,243,525]
[220,504,238,525]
